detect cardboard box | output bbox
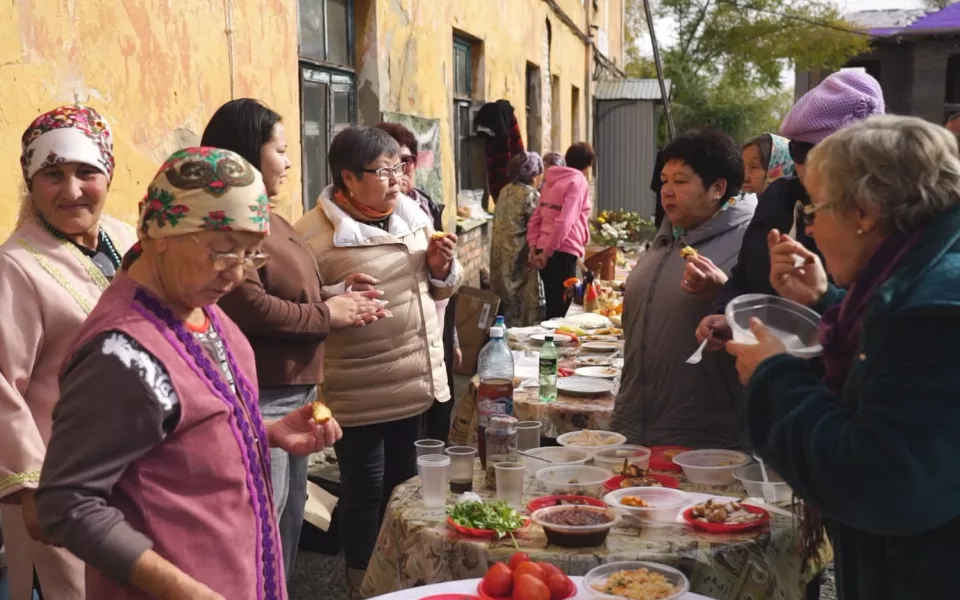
[455,286,501,375]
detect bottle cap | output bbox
[489,326,504,338]
[545,334,554,342]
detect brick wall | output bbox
[457,222,492,289]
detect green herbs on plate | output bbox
[447,500,526,540]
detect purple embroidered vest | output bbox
[63,274,285,600]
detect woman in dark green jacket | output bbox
[727,115,960,600]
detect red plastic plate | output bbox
[649,446,691,472]
[682,504,770,533]
[420,596,481,600]
[477,575,576,600]
[446,516,530,539]
[526,494,606,512]
[603,474,680,492]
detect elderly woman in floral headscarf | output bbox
[35,148,340,600]
[491,151,545,326]
[0,105,136,600]
[740,133,795,196]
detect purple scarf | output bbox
[818,229,922,392]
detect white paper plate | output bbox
[581,341,621,353]
[557,376,617,395]
[580,334,618,342]
[574,366,621,379]
[530,333,573,344]
[577,355,612,366]
[541,320,563,330]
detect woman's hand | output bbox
[269,404,343,456]
[695,314,732,351]
[18,490,59,546]
[725,318,788,384]
[681,255,728,295]
[768,229,829,307]
[326,291,389,329]
[426,233,458,280]
[344,273,378,292]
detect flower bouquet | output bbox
[590,210,657,246]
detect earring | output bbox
[856,229,863,236]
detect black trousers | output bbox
[539,251,579,319]
[334,414,420,569]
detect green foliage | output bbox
[622,0,871,143]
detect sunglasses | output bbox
[788,140,815,165]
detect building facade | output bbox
[795,5,960,125]
[0,0,624,237]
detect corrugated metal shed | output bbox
[595,79,672,101]
[594,79,671,220]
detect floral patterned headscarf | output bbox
[138,147,270,240]
[20,105,115,183]
[763,134,795,191]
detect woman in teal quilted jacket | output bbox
[727,115,960,600]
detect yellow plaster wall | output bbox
[0,0,301,237]
[370,0,618,212]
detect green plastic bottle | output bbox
[539,335,558,403]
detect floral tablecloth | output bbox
[361,465,827,600]
[450,374,614,444]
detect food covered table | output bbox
[360,462,826,600]
[368,576,715,599]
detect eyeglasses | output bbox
[362,163,406,181]
[788,140,815,165]
[191,236,270,271]
[801,201,839,226]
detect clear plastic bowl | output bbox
[520,446,592,477]
[584,560,690,600]
[556,430,628,455]
[672,449,750,485]
[603,487,691,525]
[535,465,613,499]
[733,463,793,503]
[724,294,823,358]
[529,505,620,548]
[592,445,652,472]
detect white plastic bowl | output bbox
[733,463,793,503]
[725,293,822,358]
[672,449,750,485]
[584,560,690,600]
[592,445,652,472]
[535,465,613,499]
[556,430,627,455]
[519,446,592,477]
[603,487,691,525]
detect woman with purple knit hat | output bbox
[695,69,885,349]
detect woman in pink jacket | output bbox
[527,142,595,318]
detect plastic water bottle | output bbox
[477,316,515,469]
[539,335,558,403]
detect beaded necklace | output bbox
[39,215,122,268]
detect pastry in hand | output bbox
[311,401,333,425]
[679,246,699,260]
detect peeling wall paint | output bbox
[367,0,622,215]
[0,0,301,236]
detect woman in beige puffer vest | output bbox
[296,126,462,596]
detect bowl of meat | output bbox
[529,505,620,548]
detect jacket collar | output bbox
[317,185,432,248]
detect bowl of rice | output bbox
[584,561,689,600]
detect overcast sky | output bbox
[639,0,927,89]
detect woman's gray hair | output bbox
[328,126,400,192]
[808,115,960,234]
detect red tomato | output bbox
[513,561,546,585]
[536,563,564,581]
[546,573,572,600]
[507,552,531,571]
[513,574,551,600]
[483,562,513,597]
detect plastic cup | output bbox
[415,439,445,457]
[418,454,451,508]
[516,421,542,451]
[495,462,526,507]
[445,446,477,493]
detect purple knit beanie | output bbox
[780,70,885,144]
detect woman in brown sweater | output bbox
[202,99,385,580]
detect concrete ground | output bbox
[286,372,838,600]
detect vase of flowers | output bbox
[590,210,657,247]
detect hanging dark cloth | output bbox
[651,150,666,229]
[475,100,525,200]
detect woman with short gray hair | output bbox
[296,126,462,596]
[727,115,960,599]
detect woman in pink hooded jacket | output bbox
[527,142,595,318]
